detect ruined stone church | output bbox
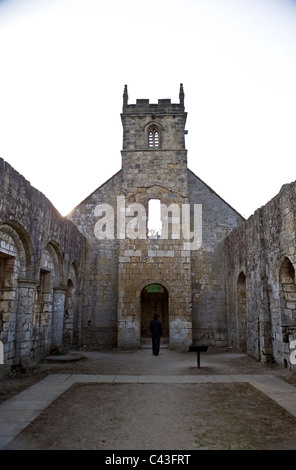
[0,85,295,374]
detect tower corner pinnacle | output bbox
[123,84,128,108]
[179,83,184,106]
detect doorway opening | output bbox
[141,284,169,340]
[280,257,296,343]
[237,271,247,351]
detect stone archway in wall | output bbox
[280,257,296,344]
[0,222,34,366]
[237,272,247,352]
[141,284,169,339]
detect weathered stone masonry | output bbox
[68,172,122,349]
[68,85,243,350]
[188,170,244,345]
[224,181,296,368]
[0,84,295,372]
[0,157,86,373]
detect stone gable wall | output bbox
[188,170,244,345]
[67,171,122,348]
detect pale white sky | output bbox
[0,0,296,218]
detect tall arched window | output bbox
[148,124,161,148]
[280,257,296,343]
[237,271,247,351]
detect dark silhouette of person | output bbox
[149,313,163,356]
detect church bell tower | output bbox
[117,85,193,350]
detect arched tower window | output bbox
[147,124,161,149]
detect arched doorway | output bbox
[237,272,247,351]
[280,257,296,343]
[141,284,169,339]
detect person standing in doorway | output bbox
[149,313,163,356]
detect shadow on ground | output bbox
[2,346,296,450]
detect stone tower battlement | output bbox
[122,84,185,114]
[121,84,187,152]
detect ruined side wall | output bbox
[223,209,269,358]
[0,157,86,369]
[224,181,296,366]
[0,159,85,279]
[188,170,244,346]
[67,171,122,348]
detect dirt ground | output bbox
[2,346,296,450]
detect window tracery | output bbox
[147,124,161,148]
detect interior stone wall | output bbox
[0,157,86,372]
[224,180,296,367]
